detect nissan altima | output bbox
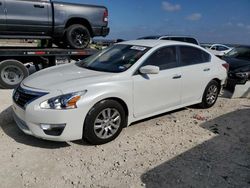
[12,40,228,144]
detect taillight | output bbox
[103,9,108,23]
[222,63,229,72]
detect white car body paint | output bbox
[206,44,232,56]
[12,40,227,141]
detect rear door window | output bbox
[179,46,211,66]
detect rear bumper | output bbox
[92,26,110,37]
[53,25,110,38]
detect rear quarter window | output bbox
[179,46,211,65]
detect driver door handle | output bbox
[34,4,44,8]
[172,75,182,79]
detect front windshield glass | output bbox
[76,44,150,73]
[224,47,250,60]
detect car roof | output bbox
[118,39,199,48]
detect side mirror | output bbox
[139,65,160,75]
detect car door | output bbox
[0,0,6,32]
[133,46,182,118]
[178,45,213,105]
[5,0,51,35]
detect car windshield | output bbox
[76,44,150,73]
[224,47,250,61]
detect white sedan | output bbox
[206,44,232,56]
[12,40,228,144]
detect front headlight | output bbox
[235,72,249,79]
[40,90,87,110]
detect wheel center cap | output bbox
[8,72,15,79]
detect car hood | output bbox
[23,63,114,92]
[230,64,250,74]
[222,57,250,70]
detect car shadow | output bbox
[141,108,250,188]
[130,107,187,126]
[72,108,187,146]
[0,106,70,149]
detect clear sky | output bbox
[62,0,250,44]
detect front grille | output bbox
[13,86,48,108]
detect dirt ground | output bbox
[0,89,249,188]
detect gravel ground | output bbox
[0,89,249,188]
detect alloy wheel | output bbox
[71,28,90,48]
[206,85,218,105]
[94,108,121,139]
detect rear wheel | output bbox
[199,80,220,108]
[83,100,126,145]
[66,24,91,49]
[0,60,29,89]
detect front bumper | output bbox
[12,99,89,142]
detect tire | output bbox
[66,24,91,49]
[83,100,126,145]
[0,60,29,89]
[199,80,220,109]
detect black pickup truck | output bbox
[0,0,109,48]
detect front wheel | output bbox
[66,24,91,49]
[83,100,126,145]
[199,80,220,109]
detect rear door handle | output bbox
[203,68,210,72]
[34,4,44,8]
[172,75,182,79]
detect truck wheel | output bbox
[66,24,91,49]
[0,60,29,89]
